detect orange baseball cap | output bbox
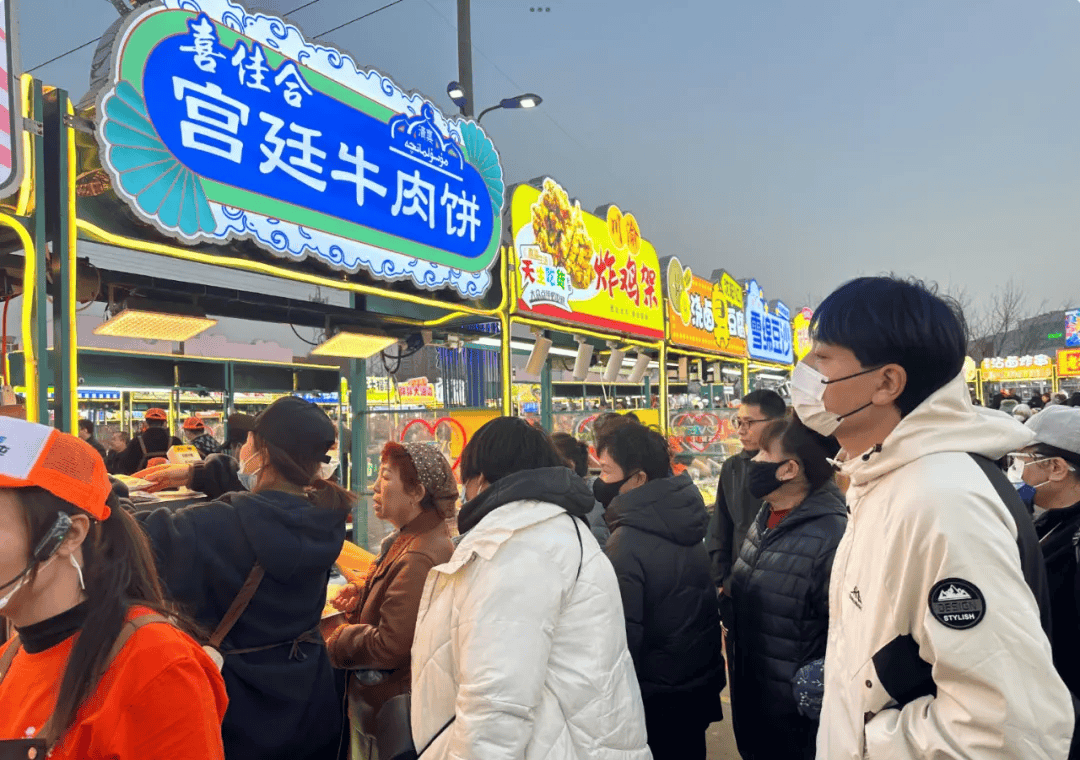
[182,416,206,431]
[0,417,112,520]
[144,408,168,421]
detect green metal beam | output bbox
[350,356,367,549]
[540,360,552,431]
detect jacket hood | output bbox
[842,372,1034,489]
[457,467,594,534]
[605,472,708,546]
[230,490,346,583]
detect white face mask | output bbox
[237,454,262,492]
[1009,455,1076,490]
[790,361,883,437]
[318,460,338,481]
[791,363,841,436]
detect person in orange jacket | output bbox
[0,418,228,759]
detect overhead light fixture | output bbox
[628,353,651,384]
[501,93,543,109]
[93,298,216,342]
[446,81,468,110]
[478,93,545,122]
[722,367,742,378]
[603,342,626,383]
[525,333,552,376]
[755,372,789,382]
[310,328,398,359]
[573,336,594,382]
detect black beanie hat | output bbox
[226,413,256,448]
[254,396,336,463]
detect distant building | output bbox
[971,309,1073,361]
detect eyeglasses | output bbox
[732,416,769,431]
[1006,452,1053,469]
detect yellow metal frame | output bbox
[64,98,78,433]
[14,75,33,217]
[77,220,505,321]
[0,214,36,419]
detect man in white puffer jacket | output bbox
[411,417,652,760]
[796,277,1074,760]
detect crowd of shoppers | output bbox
[5,274,1080,760]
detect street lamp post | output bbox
[447,83,543,123]
[452,0,541,123]
[456,0,474,118]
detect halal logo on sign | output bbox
[929,578,985,630]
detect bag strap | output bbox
[0,612,170,748]
[0,635,22,686]
[417,714,456,758]
[104,613,171,664]
[208,563,265,649]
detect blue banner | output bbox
[745,280,793,365]
[140,14,495,260]
[97,0,505,299]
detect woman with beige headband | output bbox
[324,441,456,760]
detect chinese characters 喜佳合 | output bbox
[170,13,484,244]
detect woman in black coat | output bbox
[729,416,846,760]
[132,397,354,760]
[597,424,725,760]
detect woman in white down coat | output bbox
[411,417,652,760]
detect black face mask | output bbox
[747,459,794,500]
[593,475,632,508]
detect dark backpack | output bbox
[136,434,169,471]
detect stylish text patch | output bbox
[929,578,985,630]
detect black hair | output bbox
[145,419,166,429]
[16,488,198,749]
[596,423,670,482]
[758,416,836,493]
[1031,443,1080,476]
[551,432,589,477]
[78,419,94,436]
[592,411,622,439]
[741,389,786,419]
[460,417,567,484]
[252,433,355,514]
[624,411,640,424]
[811,276,966,417]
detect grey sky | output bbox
[18,0,1080,321]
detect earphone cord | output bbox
[0,563,32,594]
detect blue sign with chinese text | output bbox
[97,0,504,299]
[744,280,794,365]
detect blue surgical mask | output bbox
[1016,482,1037,511]
[237,454,262,492]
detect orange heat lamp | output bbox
[93,299,216,343]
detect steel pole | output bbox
[457,0,474,117]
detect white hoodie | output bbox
[817,373,1074,760]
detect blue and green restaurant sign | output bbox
[95,0,505,298]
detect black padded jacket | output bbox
[605,472,725,710]
[729,483,846,760]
